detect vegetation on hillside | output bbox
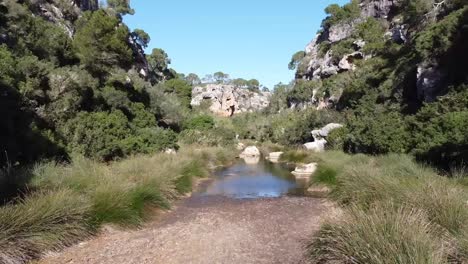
[270,1,468,169]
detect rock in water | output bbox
[240,146,261,158]
[266,152,283,163]
[292,163,318,188]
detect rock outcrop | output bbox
[301,0,402,82]
[191,84,270,116]
[304,123,344,152]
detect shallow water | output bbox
[199,158,299,199]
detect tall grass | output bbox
[284,149,468,263]
[0,146,236,264]
[308,203,454,264]
[0,190,93,264]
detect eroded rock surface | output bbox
[191,84,270,116]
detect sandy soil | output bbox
[40,193,328,264]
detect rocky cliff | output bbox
[293,0,467,109]
[299,0,401,81]
[191,84,271,116]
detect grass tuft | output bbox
[308,203,454,264]
[0,189,93,264]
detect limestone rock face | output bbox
[360,0,398,18]
[299,0,403,82]
[191,84,270,116]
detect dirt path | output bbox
[41,193,328,264]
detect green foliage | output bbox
[132,29,150,48]
[183,115,215,130]
[355,18,386,54]
[185,73,201,85]
[179,127,236,147]
[346,111,410,154]
[62,110,131,160]
[330,39,355,61]
[160,78,192,108]
[287,79,322,104]
[213,71,230,84]
[107,0,135,15]
[148,87,189,130]
[326,126,348,150]
[323,0,360,28]
[288,51,306,70]
[73,10,133,73]
[415,7,466,60]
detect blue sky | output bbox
[124,0,348,88]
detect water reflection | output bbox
[200,158,298,199]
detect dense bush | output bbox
[322,0,360,28]
[0,0,185,166]
[73,10,133,73]
[183,114,215,130]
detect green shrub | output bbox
[345,111,410,154]
[313,164,338,186]
[121,127,178,155]
[183,114,215,130]
[73,10,132,73]
[179,127,235,147]
[61,110,131,160]
[326,126,348,150]
[322,0,360,28]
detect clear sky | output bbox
[124,0,348,89]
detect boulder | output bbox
[266,152,283,163]
[312,123,344,139]
[292,163,318,188]
[240,146,261,158]
[304,139,327,153]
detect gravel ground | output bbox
[40,194,328,264]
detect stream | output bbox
[198,158,302,199]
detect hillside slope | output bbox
[288,0,467,167]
